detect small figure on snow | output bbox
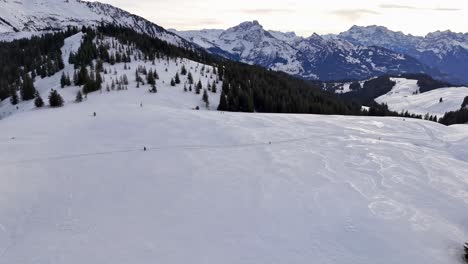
[93,112,96,117]
[143,147,147,151]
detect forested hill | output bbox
[0,25,364,116]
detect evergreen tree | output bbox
[75,90,83,103]
[187,72,194,84]
[147,70,155,86]
[48,89,64,107]
[170,78,175,86]
[149,83,157,93]
[10,88,19,105]
[218,90,228,111]
[20,74,36,101]
[196,80,202,94]
[181,65,187,75]
[462,96,468,109]
[211,80,217,93]
[202,89,209,108]
[174,73,181,84]
[60,72,67,88]
[65,73,71,86]
[34,92,44,107]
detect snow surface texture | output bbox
[375,78,468,117]
[1,88,468,264]
[0,33,221,120]
[1,34,468,264]
[0,0,189,47]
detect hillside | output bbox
[375,78,468,117]
[0,30,222,120]
[0,0,190,47]
[1,86,468,263]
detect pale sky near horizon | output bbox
[93,0,467,36]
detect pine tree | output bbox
[20,74,36,101]
[218,90,228,111]
[187,72,194,84]
[211,80,217,93]
[174,73,181,84]
[75,90,83,103]
[10,88,19,105]
[170,78,175,86]
[149,83,157,93]
[48,89,64,107]
[147,70,155,86]
[60,72,67,88]
[123,74,129,85]
[196,80,202,94]
[65,73,72,86]
[202,89,209,108]
[34,92,44,107]
[181,65,187,75]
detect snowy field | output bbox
[1,34,468,264]
[1,98,468,264]
[376,78,468,117]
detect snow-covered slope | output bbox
[0,0,190,46]
[375,78,468,117]
[2,86,468,263]
[2,30,468,264]
[0,33,221,120]
[173,21,432,81]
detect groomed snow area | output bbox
[376,78,468,117]
[1,35,468,264]
[1,98,468,264]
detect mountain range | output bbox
[172,22,467,84]
[0,0,467,84]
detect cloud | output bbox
[379,4,461,11]
[163,18,223,29]
[331,9,380,22]
[237,8,294,15]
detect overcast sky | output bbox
[93,0,467,36]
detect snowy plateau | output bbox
[376,78,468,117]
[0,32,468,264]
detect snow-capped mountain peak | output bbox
[0,0,191,47]
[338,26,468,83]
[174,21,432,81]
